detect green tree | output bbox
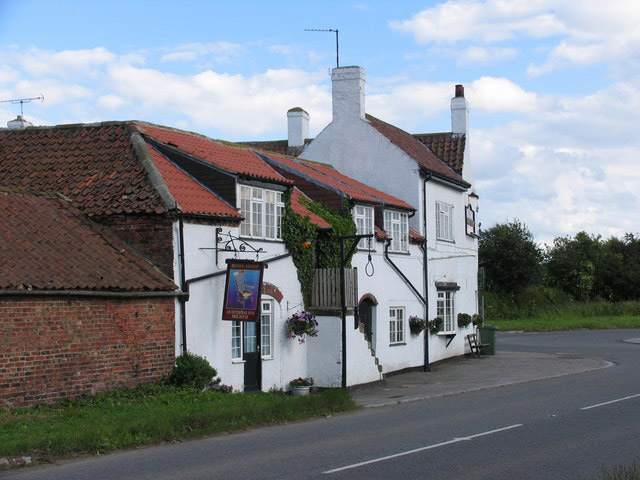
[479,220,543,293]
[544,231,603,301]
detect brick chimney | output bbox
[331,66,366,123]
[450,84,469,135]
[287,107,309,148]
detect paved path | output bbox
[352,349,612,407]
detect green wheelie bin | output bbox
[479,324,498,355]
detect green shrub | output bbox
[167,352,218,390]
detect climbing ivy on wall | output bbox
[281,191,357,305]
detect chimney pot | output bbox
[287,107,309,148]
[455,84,464,98]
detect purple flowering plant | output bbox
[286,310,319,344]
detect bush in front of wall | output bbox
[167,351,218,390]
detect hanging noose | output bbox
[365,236,375,277]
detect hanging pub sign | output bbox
[221,260,264,321]
[465,204,476,236]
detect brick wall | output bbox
[96,214,175,278]
[0,296,176,407]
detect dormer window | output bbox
[239,185,284,240]
[384,210,408,253]
[353,205,374,247]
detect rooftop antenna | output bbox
[305,28,339,68]
[0,94,44,117]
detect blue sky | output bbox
[1,0,639,244]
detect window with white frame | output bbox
[437,291,455,333]
[353,205,374,247]
[436,202,454,242]
[260,299,272,357]
[239,185,284,240]
[389,307,405,344]
[231,299,273,359]
[384,210,409,253]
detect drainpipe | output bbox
[178,214,188,354]
[422,174,432,372]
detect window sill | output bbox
[389,342,407,347]
[238,236,284,244]
[386,250,411,256]
[436,238,456,244]
[231,359,245,364]
[261,356,273,361]
[437,332,456,336]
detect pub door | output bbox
[243,321,260,391]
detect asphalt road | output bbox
[6,329,640,480]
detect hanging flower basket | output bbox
[286,311,319,344]
[427,317,443,335]
[409,315,426,335]
[457,313,472,328]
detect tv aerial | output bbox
[0,94,44,117]
[305,28,339,68]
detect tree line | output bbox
[479,220,640,302]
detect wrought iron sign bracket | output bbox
[200,227,266,266]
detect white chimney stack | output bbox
[331,66,366,123]
[7,115,33,129]
[450,84,469,135]
[287,107,309,148]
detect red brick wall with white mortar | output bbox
[0,296,175,407]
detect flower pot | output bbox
[291,386,310,396]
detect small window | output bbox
[231,321,242,359]
[389,307,405,344]
[260,299,272,358]
[437,291,455,333]
[353,205,374,247]
[436,202,454,242]
[384,210,409,253]
[239,185,285,240]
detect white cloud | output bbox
[96,94,127,110]
[390,0,566,45]
[472,81,640,243]
[18,47,116,78]
[159,42,245,63]
[105,64,331,137]
[392,0,640,75]
[468,77,540,113]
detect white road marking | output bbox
[322,424,523,474]
[581,393,640,411]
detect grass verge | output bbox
[0,385,357,461]
[494,315,640,332]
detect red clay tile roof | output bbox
[0,123,168,216]
[259,151,414,210]
[366,115,468,186]
[146,145,241,219]
[136,123,292,185]
[0,190,177,292]
[409,228,425,243]
[375,225,389,239]
[290,188,331,229]
[298,159,414,210]
[414,132,465,174]
[238,139,309,157]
